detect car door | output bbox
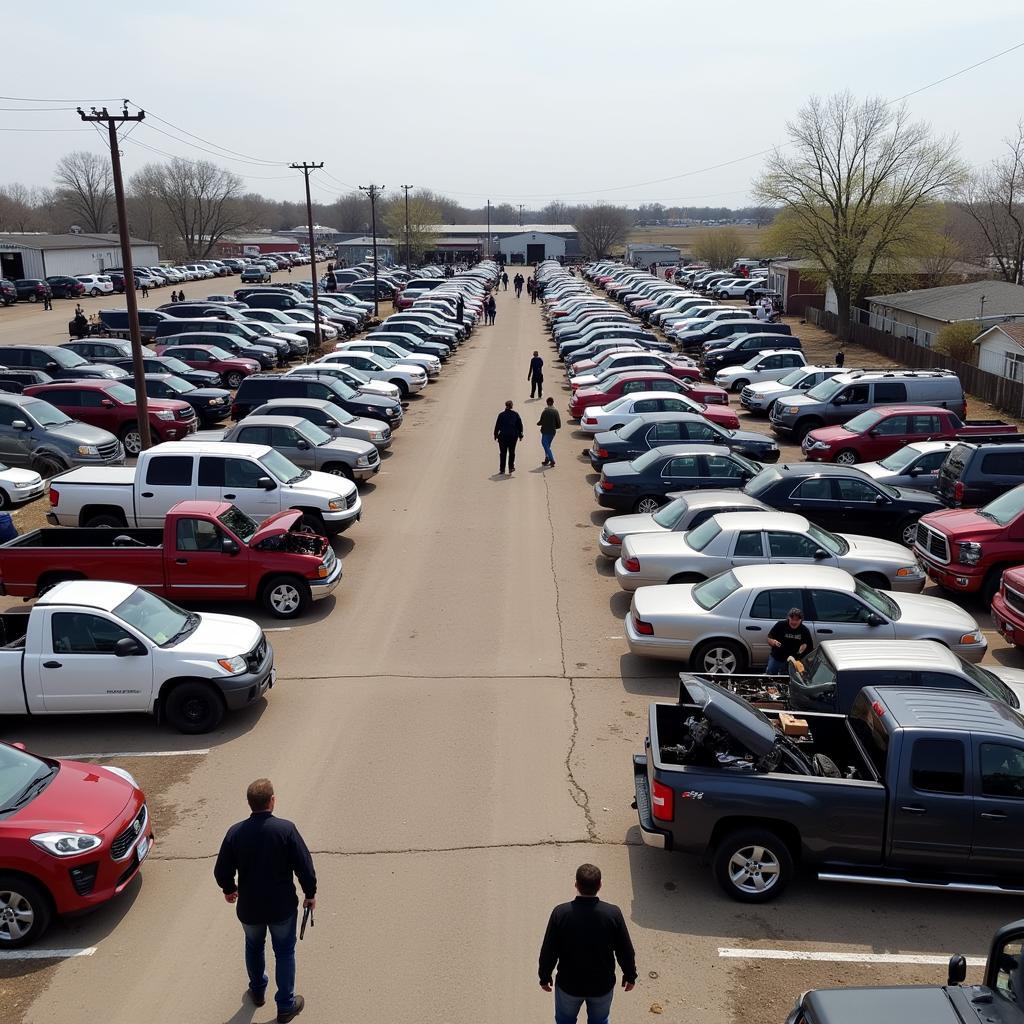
[137,454,196,526]
[631,398,660,417]
[269,425,310,469]
[0,402,29,465]
[766,530,836,569]
[219,456,282,521]
[78,387,120,434]
[828,382,871,423]
[889,737,973,870]
[166,515,247,598]
[864,413,909,460]
[704,454,752,489]
[970,740,1024,874]
[660,454,702,494]
[645,421,685,454]
[832,475,891,534]
[27,609,153,712]
[804,588,896,644]
[741,587,806,665]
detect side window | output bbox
[733,531,764,557]
[632,399,659,413]
[270,427,299,447]
[837,384,870,404]
[782,354,802,366]
[767,532,820,558]
[919,451,950,472]
[176,517,222,552]
[706,455,744,478]
[981,744,1024,798]
[198,456,225,487]
[78,390,106,408]
[0,405,21,426]
[836,478,879,502]
[145,456,193,486]
[621,381,645,393]
[683,421,718,441]
[39,389,76,406]
[649,422,683,441]
[911,739,965,794]
[749,588,804,619]
[51,612,131,654]
[660,399,687,412]
[808,590,871,623]
[792,478,833,500]
[236,425,271,446]
[664,456,699,478]
[873,382,908,403]
[760,355,781,370]
[910,414,941,434]
[874,415,908,436]
[980,452,1024,475]
[223,458,266,488]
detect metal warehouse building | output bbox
[0,232,160,279]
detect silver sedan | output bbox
[624,563,986,672]
[615,512,925,592]
[857,440,958,491]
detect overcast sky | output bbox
[2,0,1021,210]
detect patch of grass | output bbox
[625,225,766,255]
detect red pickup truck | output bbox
[914,484,1024,602]
[802,405,1020,464]
[0,500,341,618]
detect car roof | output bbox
[867,686,1024,735]
[821,638,958,672]
[667,490,767,509]
[626,411,704,423]
[27,380,110,390]
[864,405,952,415]
[235,415,308,429]
[257,397,333,409]
[755,462,874,479]
[732,563,855,589]
[638,444,731,458]
[713,511,808,532]
[616,390,692,403]
[39,579,138,611]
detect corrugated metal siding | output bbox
[35,244,160,278]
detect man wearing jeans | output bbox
[538,864,637,1024]
[215,779,316,1023]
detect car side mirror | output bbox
[324,419,337,427]
[296,439,310,450]
[11,419,28,431]
[114,636,146,657]
[947,954,967,986]
[909,466,923,476]
[866,613,885,627]
[221,537,240,555]
[867,429,879,437]
[258,476,275,490]
[101,399,116,408]
[875,495,889,504]
[813,548,828,560]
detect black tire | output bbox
[164,681,225,734]
[833,448,858,465]
[90,288,100,297]
[299,511,327,534]
[793,420,820,443]
[0,489,8,511]
[732,379,750,392]
[261,575,312,619]
[0,873,52,948]
[713,828,793,902]
[766,400,778,418]
[83,512,126,528]
[225,371,244,389]
[814,754,841,778]
[322,462,354,481]
[391,379,410,399]
[982,567,1006,605]
[121,423,143,456]
[633,495,663,514]
[897,517,919,548]
[691,638,747,675]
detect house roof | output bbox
[425,223,576,235]
[626,243,681,252]
[336,236,396,247]
[974,321,1024,348]
[866,279,1024,322]
[221,234,298,245]
[0,231,155,250]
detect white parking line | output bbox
[59,749,210,759]
[265,627,293,632]
[718,947,986,966]
[0,947,96,961]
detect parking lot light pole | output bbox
[401,184,413,271]
[291,162,324,352]
[78,104,151,450]
[359,184,385,317]
[486,199,491,259]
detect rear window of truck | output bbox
[849,692,889,777]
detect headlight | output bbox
[103,765,139,788]
[77,444,99,456]
[155,410,174,420]
[808,440,830,450]
[32,831,102,857]
[369,431,382,440]
[958,541,982,565]
[328,498,345,510]
[385,408,396,416]
[317,563,330,578]
[787,406,800,414]
[959,630,984,645]
[356,456,370,466]
[217,655,247,674]
[208,397,224,405]
[895,566,922,577]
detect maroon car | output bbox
[24,380,196,456]
[154,343,261,388]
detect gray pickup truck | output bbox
[634,679,1024,902]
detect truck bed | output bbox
[4,528,163,550]
[49,466,136,487]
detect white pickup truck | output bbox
[46,441,361,535]
[0,580,275,732]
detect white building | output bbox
[975,322,1024,382]
[0,232,160,279]
[624,242,680,268]
[497,231,567,264]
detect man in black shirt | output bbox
[214,779,316,1023]
[493,399,524,475]
[538,864,637,1023]
[528,350,544,398]
[766,606,813,675]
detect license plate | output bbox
[137,835,150,861]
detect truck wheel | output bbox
[833,449,858,465]
[225,372,244,389]
[982,567,1006,605]
[897,517,919,547]
[262,576,311,618]
[692,639,747,675]
[713,828,793,902]
[83,512,126,528]
[0,874,52,948]
[732,380,750,392]
[165,681,225,734]
[121,423,143,456]
[32,455,65,479]
[322,462,354,481]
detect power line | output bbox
[0,126,92,133]
[0,94,124,103]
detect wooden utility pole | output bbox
[486,199,491,258]
[291,162,325,351]
[400,184,413,270]
[359,184,385,317]
[77,104,152,450]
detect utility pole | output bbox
[359,184,385,317]
[518,203,523,227]
[78,104,152,450]
[486,199,491,259]
[400,185,413,271]
[290,162,324,352]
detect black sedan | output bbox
[743,462,943,547]
[125,373,232,425]
[594,444,760,513]
[588,412,778,470]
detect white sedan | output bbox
[74,275,114,296]
[580,391,709,434]
[0,462,44,507]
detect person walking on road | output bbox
[766,607,813,675]
[140,280,149,298]
[456,293,465,325]
[493,399,524,475]
[527,277,536,303]
[539,863,637,1024]
[528,350,545,398]
[214,779,316,1023]
[486,294,497,326]
[501,270,509,291]
[514,272,524,298]
[538,396,561,467]
[42,290,53,310]
[835,348,845,368]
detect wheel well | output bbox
[258,572,306,595]
[78,505,128,527]
[0,869,56,914]
[669,573,706,584]
[37,570,85,593]
[707,817,802,863]
[156,676,224,715]
[854,572,889,589]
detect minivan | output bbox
[769,369,966,442]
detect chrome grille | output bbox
[366,450,379,465]
[97,439,122,460]
[916,523,950,563]
[1007,586,1024,616]
[245,636,268,673]
[110,804,147,861]
[345,491,357,509]
[740,387,754,400]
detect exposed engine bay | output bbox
[255,528,328,557]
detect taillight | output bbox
[600,479,614,491]
[596,447,609,458]
[48,487,59,507]
[633,612,653,635]
[584,417,598,425]
[606,533,622,545]
[651,779,674,821]
[954,480,964,504]
[624,556,640,572]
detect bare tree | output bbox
[54,151,114,233]
[692,226,745,268]
[539,200,571,223]
[956,121,1024,285]
[382,194,441,264]
[0,183,43,232]
[755,93,964,339]
[574,204,633,259]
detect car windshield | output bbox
[114,588,197,646]
[0,743,55,817]
[260,449,305,484]
[961,660,1019,708]
[978,486,1024,526]
[775,369,807,387]
[104,383,137,403]
[805,376,846,401]
[878,446,921,472]
[24,398,74,427]
[807,522,849,555]
[160,376,195,394]
[693,570,741,610]
[300,421,333,446]
[853,578,900,620]
[206,347,234,360]
[52,348,87,367]
[843,409,884,433]
[653,497,688,528]
[218,506,258,543]
[684,518,721,552]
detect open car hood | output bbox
[250,509,305,545]
[678,675,779,757]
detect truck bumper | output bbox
[914,552,983,594]
[309,558,343,601]
[633,755,671,851]
[220,649,276,711]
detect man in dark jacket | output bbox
[538,397,561,467]
[528,350,544,398]
[456,294,465,324]
[215,779,316,1023]
[493,399,524,475]
[539,864,636,1023]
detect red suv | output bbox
[154,343,261,389]
[24,380,197,456]
[0,740,152,947]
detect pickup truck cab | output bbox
[915,484,1024,601]
[0,580,274,732]
[634,679,1024,902]
[46,441,361,536]
[0,500,340,618]
[803,406,1019,465]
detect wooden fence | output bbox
[805,307,1024,418]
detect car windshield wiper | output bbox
[163,612,201,647]
[287,470,311,484]
[0,766,58,813]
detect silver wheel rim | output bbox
[227,374,242,388]
[637,498,660,513]
[836,451,856,465]
[902,522,917,546]
[124,430,142,455]
[728,845,781,894]
[0,889,35,942]
[702,646,738,674]
[325,466,347,477]
[269,583,301,614]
